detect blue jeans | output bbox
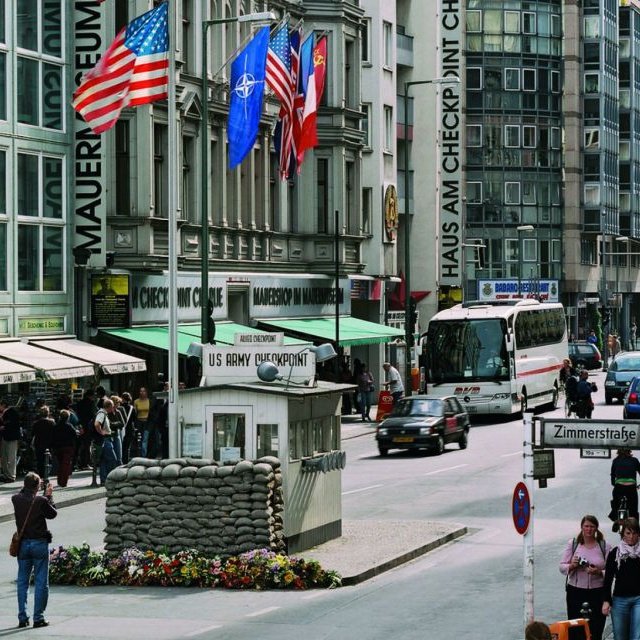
[99,439,117,484]
[141,428,160,458]
[612,594,640,640]
[17,539,50,624]
[112,431,122,465]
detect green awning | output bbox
[102,322,306,354]
[258,316,404,347]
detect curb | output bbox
[0,489,106,524]
[340,525,468,586]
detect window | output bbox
[317,157,329,233]
[584,73,599,94]
[345,38,356,107]
[384,105,393,152]
[383,21,392,67]
[466,67,482,90]
[115,121,130,215]
[466,10,482,33]
[505,125,520,147]
[0,52,5,121]
[551,127,561,149]
[523,68,536,91]
[584,16,599,39]
[522,182,536,204]
[181,0,192,72]
[361,17,371,64]
[505,68,520,90]
[523,126,536,148]
[466,181,482,204]
[551,14,561,37]
[522,12,536,34]
[17,152,64,292]
[361,102,371,149]
[522,238,536,262]
[505,182,520,204]
[584,184,600,206]
[620,37,631,59]
[345,160,355,233]
[0,222,5,291]
[551,71,560,93]
[153,124,168,217]
[466,124,482,147]
[182,136,196,222]
[504,11,520,34]
[212,413,245,460]
[0,148,4,214]
[362,187,372,234]
[16,1,63,130]
[584,128,599,150]
[257,424,279,458]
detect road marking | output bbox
[424,464,468,476]
[245,606,280,618]
[501,451,522,458]
[342,484,383,495]
[184,623,223,637]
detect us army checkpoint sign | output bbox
[541,419,640,449]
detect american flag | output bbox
[72,2,169,134]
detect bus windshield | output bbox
[427,318,510,383]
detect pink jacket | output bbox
[559,538,610,589]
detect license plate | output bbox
[393,436,414,443]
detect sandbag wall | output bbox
[103,456,285,556]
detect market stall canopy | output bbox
[257,316,404,347]
[29,338,146,375]
[0,358,37,384]
[102,322,305,354]
[0,341,95,380]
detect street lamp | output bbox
[200,11,275,343]
[402,76,460,396]
[461,240,486,303]
[516,225,534,299]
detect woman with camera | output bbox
[602,517,640,639]
[560,514,610,640]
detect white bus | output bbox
[423,300,567,415]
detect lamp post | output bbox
[516,225,534,299]
[402,76,459,396]
[461,241,486,303]
[200,12,274,343]
[615,236,629,338]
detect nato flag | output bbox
[228,26,269,169]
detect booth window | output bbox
[212,414,245,460]
[289,417,340,461]
[257,424,279,458]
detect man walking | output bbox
[383,362,405,405]
[12,472,56,629]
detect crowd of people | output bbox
[559,357,598,419]
[0,384,170,487]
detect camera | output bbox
[578,556,589,567]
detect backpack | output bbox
[565,375,578,400]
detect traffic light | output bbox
[600,306,611,326]
[206,299,216,344]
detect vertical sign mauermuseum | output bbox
[438,0,462,287]
[73,2,107,267]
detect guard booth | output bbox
[173,334,353,552]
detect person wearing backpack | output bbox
[559,514,611,640]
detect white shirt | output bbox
[386,366,404,393]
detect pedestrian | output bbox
[12,471,56,629]
[559,515,610,640]
[109,395,125,465]
[559,357,577,386]
[51,410,77,488]
[94,399,117,485]
[602,517,640,639]
[73,389,97,470]
[631,321,637,351]
[357,364,375,422]
[576,370,596,419]
[119,392,136,463]
[0,398,21,482]
[610,448,640,531]
[383,362,404,405]
[31,406,55,478]
[587,329,598,345]
[525,621,552,640]
[134,387,151,457]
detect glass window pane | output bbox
[42,63,62,130]
[43,226,62,291]
[0,150,4,214]
[0,52,5,120]
[504,11,520,34]
[467,10,482,33]
[18,225,39,290]
[212,414,245,460]
[505,68,519,90]
[584,16,599,39]
[17,0,37,50]
[585,73,599,94]
[43,157,63,218]
[257,424,279,458]
[0,223,5,290]
[42,1,61,56]
[17,56,39,125]
[0,0,5,43]
[466,125,482,147]
[484,10,501,34]
[18,154,39,216]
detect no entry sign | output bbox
[512,481,531,535]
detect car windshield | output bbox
[391,399,444,417]
[613,358,640,372]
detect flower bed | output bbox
[49,545,341,589]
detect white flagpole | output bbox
[167,0,180,458]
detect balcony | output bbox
[397,27,414,68]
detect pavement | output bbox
[0,410,467,585]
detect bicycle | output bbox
[560,382,577,418]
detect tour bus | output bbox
[422,299,567,416]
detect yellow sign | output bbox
[18,317,65,334]
[91,274,129,296]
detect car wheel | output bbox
[378,446,388,457]
[432,435,445,456]
[606,394,612,405]
[458,430,468,450]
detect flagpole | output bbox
[167,0,180,458]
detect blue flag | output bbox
[227,26,269,169]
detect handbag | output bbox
[9,497,36,558]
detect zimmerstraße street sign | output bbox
[541,419,640,450]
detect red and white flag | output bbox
[72,2,169,134]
